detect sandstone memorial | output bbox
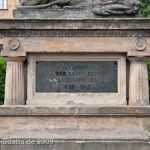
[0,0,150,149]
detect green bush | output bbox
[148,61,150,79]
[141,0,150,17]
[0,56,6,105]
[141,0,150,99]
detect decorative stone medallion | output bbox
[135,38,146,51]
[8,38,20,50]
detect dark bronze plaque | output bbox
[36,61,118,93]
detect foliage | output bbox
[140,0,150,17]
[148,61,150,79]
[0,55,6,105]
[141,0,150,98]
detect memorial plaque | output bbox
[36,61,118,93]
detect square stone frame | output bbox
[27,53,126,105]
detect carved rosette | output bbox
[134,39,146,51]
[8,38,20,50]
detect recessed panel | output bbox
[36,61,118,93]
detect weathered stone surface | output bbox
[1,19,150,106]
[92,0,140,16]
[1,141,150,150]
[14,0,140,18]
[18,0,85,8]
[0,17,150,150]
[4,57,26,105]
[0,37,3,51]
[13,8,139,19]
[2,37,150,56]
[27,54,126,105]
[0,106,150,150]
[0,106,150,140]
[128,57,149,106]
[0,106,150,116]
[13,8,96,19]
[0,19,150,30]
[1,117,145,140]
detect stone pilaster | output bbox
[4,57,26,105]
[128,57,149,106]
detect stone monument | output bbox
[0,0,150,150]
[14,0,140,18]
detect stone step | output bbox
[0,106,150,150]
[1,140,150,150]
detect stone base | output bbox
[0,106,150,150]
[1,140,150,150]
[13,9,139,19]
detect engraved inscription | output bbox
[36,61,118,93]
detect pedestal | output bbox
[128,57,149,106]
[0,106,150,150]
[4,57,26,105]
